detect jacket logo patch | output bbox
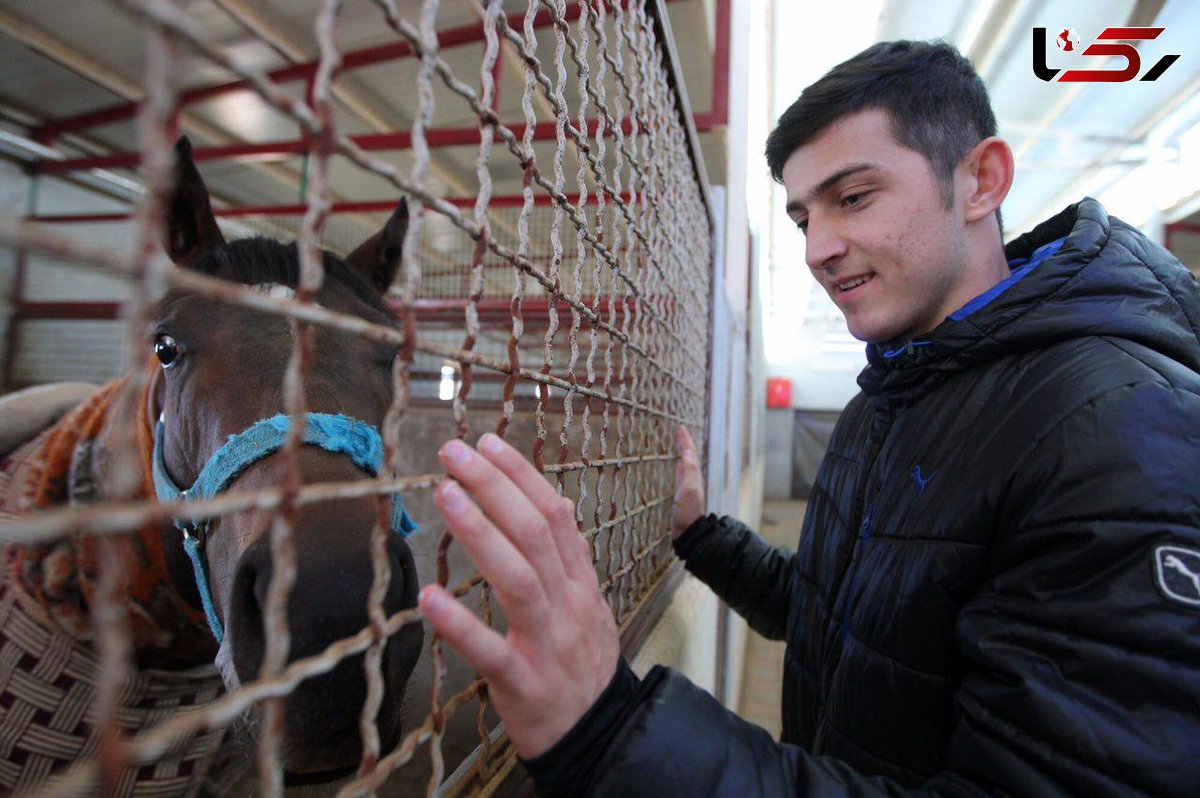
[1155,545,1200,608]
[910,465,936,495]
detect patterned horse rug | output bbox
[0,370,233,797]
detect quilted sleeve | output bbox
[941,379,1200,796]
[673,514,796,640]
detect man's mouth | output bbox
[835,274,873,293]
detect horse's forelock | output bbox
[188,238,390,317]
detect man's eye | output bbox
[795,219,808,234]
[842,192,868,208]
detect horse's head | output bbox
[153,137,421,777]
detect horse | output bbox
[0,137,427,794]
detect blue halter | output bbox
[152,413,420,642]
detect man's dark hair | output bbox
[765,40,997,211]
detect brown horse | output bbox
[0,137,424,792]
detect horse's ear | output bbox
[344,198,408,294]
[163,136,225,268]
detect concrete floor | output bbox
[734,499,806,739]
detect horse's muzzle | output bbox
[223,494,423,772]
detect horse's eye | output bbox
[154,335,182,368]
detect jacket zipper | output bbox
[841,501,875,640]
[813,409,892,750]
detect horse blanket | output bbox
[0,374,232,797]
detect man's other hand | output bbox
[672,424,705,539]
[419,433,620,759]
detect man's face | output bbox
[782,109,976,344]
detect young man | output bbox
[420,41,1200,796]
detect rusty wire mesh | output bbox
[0,0,713,794]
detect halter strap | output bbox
[152,413,420,642]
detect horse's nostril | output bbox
[227,542,268,683]
[385,532,421,613]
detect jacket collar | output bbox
[857,197,1200,408]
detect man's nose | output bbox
[804,220,847,271]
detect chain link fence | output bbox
[0,0,713,794]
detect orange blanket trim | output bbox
[4,362,217,668]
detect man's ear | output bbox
[962,136,1014,224]
[163,137,226,268]
[344,198,409,294]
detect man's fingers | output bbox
[676,424,696,457]
[439,439,569,593]
[475,433,563,509]
[672,424,705,538]
[434,479,550,627]
[419,584,523,687]
[475,433,593,580]
[676,424,701,480]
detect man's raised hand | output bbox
[672,424,705,539]
[419,433,620,758]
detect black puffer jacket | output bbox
[530,199,1200,797]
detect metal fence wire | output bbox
[0,0,713,795]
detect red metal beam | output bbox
[31,1,694,143]
[709,0,730,128]
[404,369,635,385]
[19,0,720,237]
[14,297,651,324]
[27,0,712,170]
[1165,221,1200,259]
[2,247,28,390]
[390,297,635,323]
[689,0,729,132]
[25,192,627,224]
[33,119,632,174]
[31,5,586,142]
